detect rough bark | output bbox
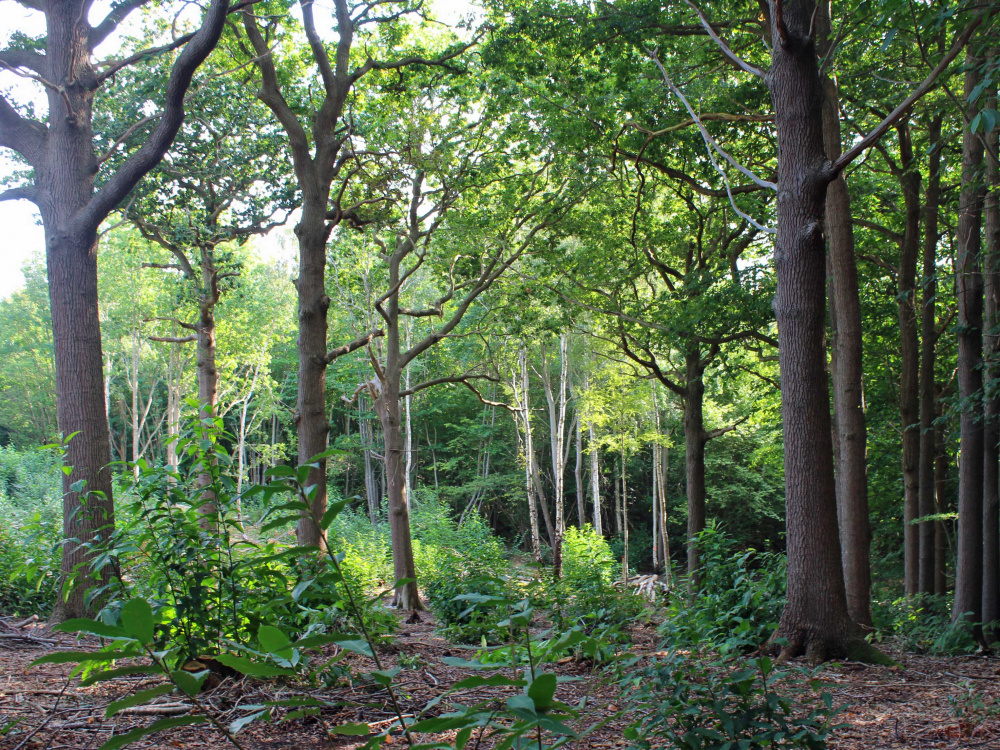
[516,351,543,562]
[935,396,950,597]
[768,0,863,661]
[683,347,708,586]
[919,115,943,595]
[953,50,987,627]
[982,112,1000,638]
[575,414,585,526]
[589,422,602,536]
[897,123,923,598]
[11,0,230,620]
[818,13,872,625]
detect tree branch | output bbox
[0,48,46,76]
[89,0,154,50]
[79,0,231,235]
[0,92,45,166]
[683,0,766,79]
[830,8,987,177]
[324,329,384,363]
[149,334,197,343]
[0,186,38,203]
[705,414,749,441]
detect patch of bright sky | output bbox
[0,0,479,300]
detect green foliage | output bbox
[871,594,979,655]
[622,651,844,750]
[661,524,786,654]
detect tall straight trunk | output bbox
[294,205,333,548]
[517,351,543,562]
[575,416,585,526]
[589,422,602,535]
[683,348,708,586]
[769,0,861,660]
[819,42,871,623]
[982,114,1000,636]
[541,335,570,574]
[404,342,413,511]
[195,254,221,523]
[621,438,628,583]
[660,437,671,579]
[614,461,621,535]
[46,228,115,620]
[935,399,950,597]
[919,116,944,594]
[362,399,379,523]
[897,124,923,598]
[953,50,986,627]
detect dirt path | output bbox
[1,614,998,749]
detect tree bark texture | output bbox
[953,50,986,627]
[982,114,1000,637]
[768,0,861,660]
[919,116,943,595]
[818,21,872,625]
[895,123,923,598]
[684,348,708,587]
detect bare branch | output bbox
[705,414,750,441]
[0,186,38,204]
[0,48,46,76]
[830,8,987,177]
[0,92,45,166]
[80,0,233,235]
[89,0,153,50]
[149,334,198,343]
[324,329,384,364]
[683,0,766,79]
[146,316,197,331]
[95,113,161,165]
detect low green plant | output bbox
[425,566,514,644]
[871,593,979,655]
[660,524,785,654]
[622,650,844,750]
[949,679,1000,737]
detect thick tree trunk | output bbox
[46,230,115,620]
[982,116,1000,638]
[294,204,332,548]
[953,51,986,627]
[819,28,872,625]
[919,116,944,595]
[768,1,863,661]
[683,349,708,586]
[897,124,922,598]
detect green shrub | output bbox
[623,650,844,750]
[661,523,785,654]
[872,593,979,655]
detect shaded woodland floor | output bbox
[1,613,999,750]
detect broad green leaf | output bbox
[120,599,155,644]
[98,715,207,750]
[52,618,129,639]
[170,670,207,697]
[230,709,269,734]
[81,664,165,686]
[106,685,175,717]
[257,625,292,655]
[331,722,371,735]
[335,639,374,657]
[213,654,294,678]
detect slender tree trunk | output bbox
[196,257,220,523]
[982,110,1000,638]
[683,349,708,586]
[589,422,602,535]
[953,50,986,627]
[404,325,413,510]
[819,2,872,626]
[896,124,923,598]
[769,1,862,660]
[517,352,543,562]
[621,437,628,583]
[660,437,670,580]
[935,398,950,597]
[295,202,333,548]
[575,415,584,526]
[919,115,944,595]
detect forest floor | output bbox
[2,612,999,750]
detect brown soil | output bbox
[1,614,998,749]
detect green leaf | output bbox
[106,685,175,717]
[440,657,502,670]
[31,650,135,666]
[332,722,371,735]
[230,709,269,734]
[52,618,129,639]
[335,639,374,657]
[81,664,165,686]
[213,654,294,678]
[98,715,207,750]
[120,599,155,644]
[170,670,206,697]
[265,465,295,478]
[527,673,557,711]
[257,625,292,655]
[371,667,401,686]
[320,499,349,530]
[506,693,536,714]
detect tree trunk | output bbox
[982,112,1000,638]
[818,2,872,626]
[919,115,944,595]
[589,422,602,535]
[935,397,950,597]
[897,124,922,599]
[517,351,543,562]
[294,203,333,548]
[953,50,986,628]
[196,256,221,524]
[46,230,115,620]
[621,438,628,583]
[768,1,862,661]
[575,415,584,526]
[683,348,708,587]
